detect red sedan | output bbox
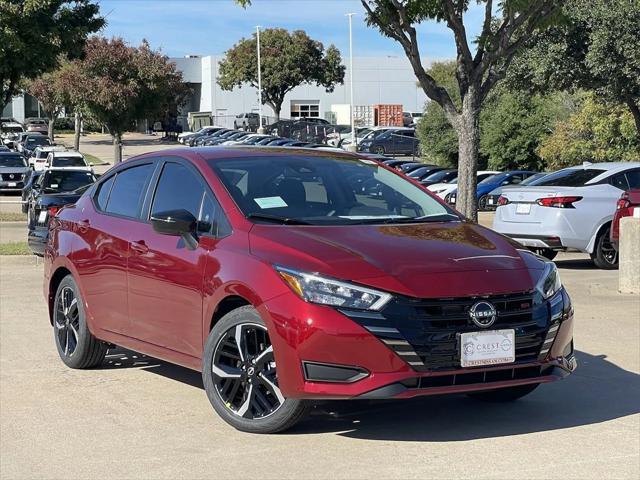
[43,147,575,433]
[611,189,640,249]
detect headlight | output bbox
[536,261,562,299]
[275,266,392,310]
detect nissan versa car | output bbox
[44,148,576,433]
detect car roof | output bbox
[45,166,93,172]
[0,151,25,156]
[50,151,83,158]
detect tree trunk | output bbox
[47,118,55,142]
[74,112,81,151]
[624,97,640,135]
[456,89,481,222]
[113,132,123,163]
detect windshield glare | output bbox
[210,155,458,225]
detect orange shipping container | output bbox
[374,104,403,127]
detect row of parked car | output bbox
[386,158,640,269]
[178,126,344,152]
[0,126,98,256]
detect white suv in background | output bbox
[36,151,93,172]
[28,146,66,169]
[492,162,640,269]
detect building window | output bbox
[291,101,319,119]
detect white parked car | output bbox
[36,151,93,172]
[492,162,640,269]
[28,145,66,169]
[427,171,499,199]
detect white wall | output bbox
[171,55,429,121]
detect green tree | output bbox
[480,91,576,171]
[509,0,640,134]
[538,95,640,169]
[65,37,189,162]
[218,28,345,120]
[0,0,104,107]
[26,65,73,141]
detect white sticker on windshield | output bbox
[50,184,58,188]
[254,196,288,209]
[359,159,377,165]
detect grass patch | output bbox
[0,241,31,255]
[0,212,27,222]
[80,152,106,165]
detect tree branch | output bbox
[361,0,460,123]
[473,0,494,66]
[443,0,474,70]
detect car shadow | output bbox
[101,349,639,441]
[554,257,598,270]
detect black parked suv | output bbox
[358,128,420,156]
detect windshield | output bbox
[535,168,605,187]
[26,137,50,146]
[2,126,23,133]
[210,154,459,226]
[53,156,87,167]
[0,155,27,167]
[42,171,96,193]
[423,170,455,182]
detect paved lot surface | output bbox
[1,253,638,479]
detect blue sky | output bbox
[98,0,486,61]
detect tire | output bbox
[53,275,108,369]
[467,383,539,402]
[478,195,488,211]
[590,224,618,270]
[529,248,558,261]
[202,305,310,433]
[373,146,385,155]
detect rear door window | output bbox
[610,173,630,190]
[105,164,154,218]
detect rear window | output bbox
[536,169,606,187]
[53,156,86,167]
[43,171,95,193]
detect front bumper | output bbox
[0,181,24,192]
[261,288,575,400]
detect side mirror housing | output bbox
[151,209,197,236]
[151,209,199,250]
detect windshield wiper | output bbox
[246,213,311,225]
[378,213,461,224]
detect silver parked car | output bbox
[492,162,640,269]
[0,152,29,193]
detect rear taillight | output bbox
[48,206,60,217]
[497,195,509,206]
[536,196,582,208]
[616,193,630,210]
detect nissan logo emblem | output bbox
[9,174,14,179]
[469,301,497,328]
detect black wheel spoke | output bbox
[211,322,284,420]
[55,287,79,357]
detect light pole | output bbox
[346,13,357,151]
[256,25,265,134]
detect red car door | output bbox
[73,162,155,336]
[126,159,225,359]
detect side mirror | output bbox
[151,209,199,249]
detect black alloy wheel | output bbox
[55,286,80,357]
[591,225,618,269]
[373,146,385,155]
[212,323,283,420]
[202,306,310,433]
[478,195,488,211]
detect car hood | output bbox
[250,222,541,298]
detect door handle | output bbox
[130,240,149,255]
[77,219,90,233]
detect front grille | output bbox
[1,173,23,181]
[414,365,553,389]
[344,291,555,372]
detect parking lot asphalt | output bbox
[1,253,638,479]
